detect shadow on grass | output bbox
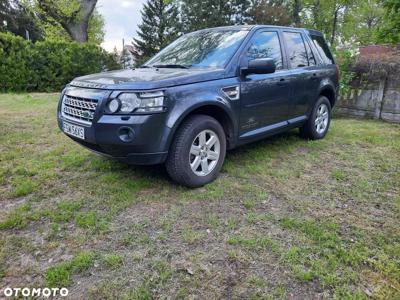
[96,129,303,185]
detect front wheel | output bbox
[165,115,226,188]
[299,96,332,140]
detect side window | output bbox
[283,32,308,68]
[304,39,316,66]
[310,34,334,64]
[247,31,283,70]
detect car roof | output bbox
[195,25,323,36]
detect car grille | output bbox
[61,95,98,125]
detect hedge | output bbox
[0,32,120,92]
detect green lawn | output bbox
[0,93,399,299]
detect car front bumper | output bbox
[58,112,171,165]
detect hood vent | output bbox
[222,85,240,100]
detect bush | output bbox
[334,49,357,95]
[352,51,400,80]
[0,32,120,92]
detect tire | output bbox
[165,114,226,188]
[299,96,332,140]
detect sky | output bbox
[97,0,146,52]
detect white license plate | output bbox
[63,122,85,140]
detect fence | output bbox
[335,60,400,123]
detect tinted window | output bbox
[310,34,334,64]
[247,31,283,70]
[283,32,308,68]
[145,30,248,68]
[304,40,316,66]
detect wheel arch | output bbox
[167,103,237,151]
[319,85,336,108]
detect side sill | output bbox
[288,115,307,124]
[239,121,288,139]
[239,115,307,140]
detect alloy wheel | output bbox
[189,129,220,176]
[315,103,329,134]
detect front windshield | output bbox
[145,30,248,68]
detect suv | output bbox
[58,25,338,187]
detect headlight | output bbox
[107,91,165,114]
[108,98,120,113]
[118,93,141,113]
[136,91,164,113]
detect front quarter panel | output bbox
[162,78,241,150]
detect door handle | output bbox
[310,73,318,80]
[277,78,286,86]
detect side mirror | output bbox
[241,58,276,76]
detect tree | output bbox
[179,0,235,32]
[377,0,400,44]
[37,8,104,44]
[291,0,302,26]
[35,0,98,43]
[0,0,42,41]
[343,0,383,45]
[248,0,292,26]
[301,0,355,46]
[232,0,252,24]
[132,0,180,65]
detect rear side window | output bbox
[304,40,316,66]
[247,31,283,70]
[310,34,334,64]
[283,32,308,68]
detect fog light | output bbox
[118,127,135,143]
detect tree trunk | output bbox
[64,22,89,43]
[38,0,97,43]
[330,5,339,45]
[292,0,302,26]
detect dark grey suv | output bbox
[58,25,339,187]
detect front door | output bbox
[239,30,291,135]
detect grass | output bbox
[45,251,96,287]
[0,93,399,298]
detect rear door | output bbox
[282,30,320,119]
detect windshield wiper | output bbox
[138,65,152,68]
[152,64,190,69]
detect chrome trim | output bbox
[61,95,98,126]
[222,85,240,100]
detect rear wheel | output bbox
[165,115,226,188]
[300,96,331,140]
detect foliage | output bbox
[249,0,292,26]
[133,0,296,65]
[335,47,400,95]
[333,48,357,95]
[0,32,120,92]
[132,0,180,65]
[0,0,42,41]
[37,8,105,45]
[179,0,236,32]
[34,0,98,43]
[353,50,400,79]
[345,0,384,45]
[87,9,105,44]
[132,0,399,65]
[377,0,400,44]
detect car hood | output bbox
[69,68,226,90]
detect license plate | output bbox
[63,122,85,140]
